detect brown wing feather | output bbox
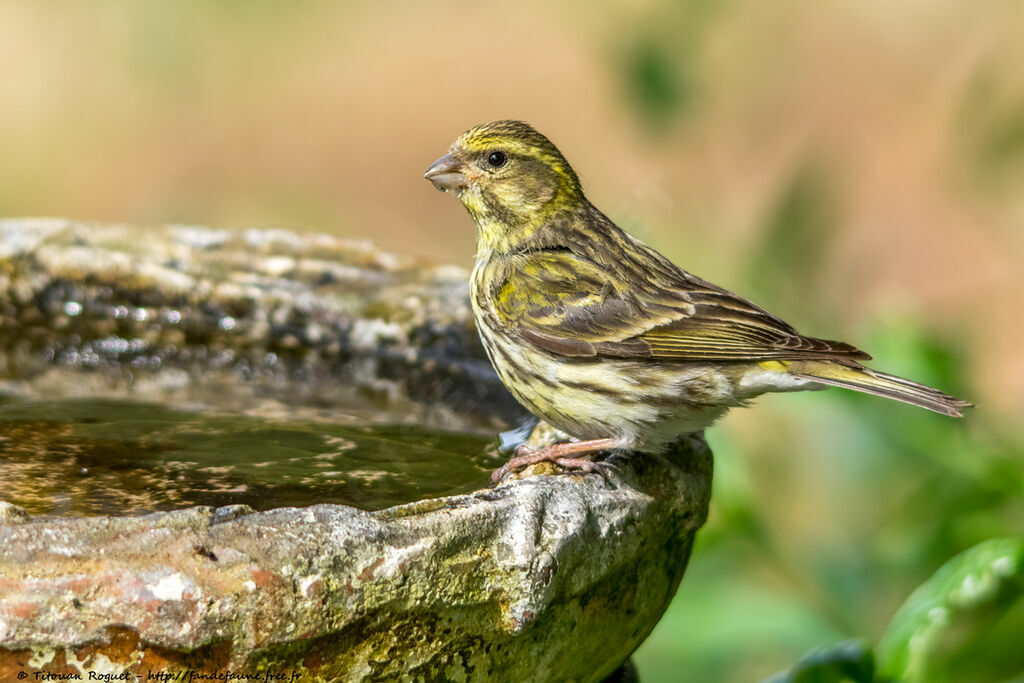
[491,250,871,362]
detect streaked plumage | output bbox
[425,121,971,480]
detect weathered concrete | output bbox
[0,435,711,682]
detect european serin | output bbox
[424,121,971,482]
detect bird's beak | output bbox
[424,154,468,193]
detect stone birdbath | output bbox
[0,219,712,682]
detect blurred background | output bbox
[2,0,1022,680]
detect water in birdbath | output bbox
[0,394,503,517]
[0,220,536,518]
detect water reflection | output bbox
[0,395,501,517]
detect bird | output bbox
[423,120,972,482]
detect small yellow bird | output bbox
[424,121,971,482]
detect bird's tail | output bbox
[789,361,973,417]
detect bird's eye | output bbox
[486,151,507,168]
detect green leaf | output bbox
[761,640,876,683]
[877,538,1024,682]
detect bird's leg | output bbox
[490,437,617,484]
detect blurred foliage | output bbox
[764,641,875,683]
[757,539,1024,683]
[877,538,1024,683]
[750,538,1024,683]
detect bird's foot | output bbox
[490,437,617,484]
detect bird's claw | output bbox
[555,456,618,483]
[489,446,539,484]
[489,461,516,485]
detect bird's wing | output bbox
[491,250,871,361]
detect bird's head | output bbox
[424,121,583,253]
